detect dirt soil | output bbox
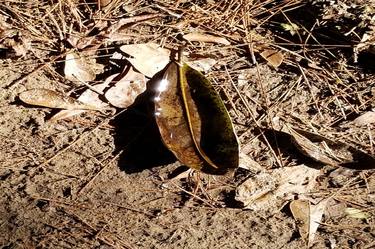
[1,1,375,249]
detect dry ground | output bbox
[1,0,375,248]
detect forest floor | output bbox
[1,0,375,248]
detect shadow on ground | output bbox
[110,70,176,174]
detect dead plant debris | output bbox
[1,0,375,248]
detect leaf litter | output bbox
[4,1,373,248]
[19,89,103,111]
[104,66,147,108]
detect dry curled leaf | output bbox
[120,43,170,78]
[50,78,113,121]
[183,32,230,45]
[290,198,327,247]
[235,165,319,211]
[154,62,205,170]
[19,89,101,110]
[180,63,239,172]
[104,66,146,108]
[284,126,375,169]
[154,61,239,174]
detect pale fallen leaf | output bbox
[183,32,231,45]
[260,49,284,68]
[353,111,375,125]
[50,76,114,121]
[290,200,310,241]
[345,207,371,219]
[290,198,328,247]
[235,165,320,211]
[186,58,216,72]
[104,66,147,108]
[19,89,101,110]
[239,152,264,173]
[120,43,170,78]
[64,52,98,82]
[284,126,375,169]
[309,199,328,247]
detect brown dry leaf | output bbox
[284,126,375,169]
[104,66,147,108]
[154,62,205,170]
[50,77,113,121]
[235,165,320,211]
[353,111,375,125]
[64,52,97,82]
[183,32,231,45]
[260,49,284,68]
[290,199,328,247]
[19,89,101,111]
[290,200,310,241]
[120,43,170,78]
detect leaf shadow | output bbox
[110,70,176,174]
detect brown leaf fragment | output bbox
[290,199,328,247]
[290,200,310,242]
[287,127,347,166]
[260,49,284,68]
[183,32,230,45]
[19,89,101,110]
[285,126,375,169]
[104,67,147,108]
